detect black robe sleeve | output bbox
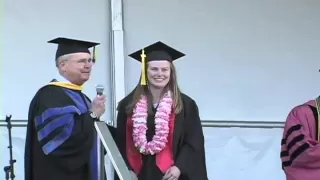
[33,86,95,172]
[175,99,208,180]
[115,103,133,171]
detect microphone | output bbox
[96,84,104,96]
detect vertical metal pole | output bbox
[110,0,125,123]
[109,0,125,178]
[100,140,105,180]
[97,135,105,180]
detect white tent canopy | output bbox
[2,0,320,179]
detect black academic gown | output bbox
[114,93,208,180]
[24,83,107,180]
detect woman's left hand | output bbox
[162,166,181,180]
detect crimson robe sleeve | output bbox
[33,86,95,171]
[281,105,320,169]
[175,100,208,180]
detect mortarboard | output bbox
[128,41,185,85]
[48,37,100,61]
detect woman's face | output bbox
[147,60,171,89]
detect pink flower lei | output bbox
[132,91,173,155]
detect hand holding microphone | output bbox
[90,84,106,118]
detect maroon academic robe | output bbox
[281,99,320,180]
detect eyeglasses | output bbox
[74,58,96,64]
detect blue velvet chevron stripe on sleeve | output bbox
[34,105,81,155]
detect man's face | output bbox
[60,52,94,85]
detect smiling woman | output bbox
[114,41,208,180]
[147,61,171,90]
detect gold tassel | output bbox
[140,49,147,85]
[93,46,97,61]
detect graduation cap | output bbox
[48,37,100,61]
[128,41,185,85]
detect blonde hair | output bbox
[124,62,183,115]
